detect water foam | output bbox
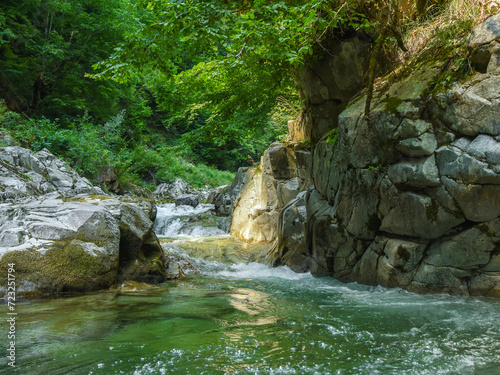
[154,203,228,237]
[216,262,312,281]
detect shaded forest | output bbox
[0,0,494,191]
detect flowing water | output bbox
[2,204,500,374]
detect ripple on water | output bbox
[8,233,500,375]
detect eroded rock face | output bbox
[230,142,312,243]
[299,36,373,142]
[0,146,104,202]
[271,191,309,272]
[214,167,255,217]
[468,13,500,73]
[275,17,500,297]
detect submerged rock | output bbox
[111,280,161,293]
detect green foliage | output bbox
[0,0,144,121]
[89,0,376,161]
[325,128,339,148]
[382,97,403,114]
[366,164,382,172]
[0,104,233,188]
[143,60,295,171]
[7,0,483,192]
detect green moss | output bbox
[45,241,114,280]
[476,223,493,236]
[0,159,33,182]
[382,97,403,115]
[0,242,117,296]
[345,93,365,109]
[396,246,411,263]
[69,195,113,203]
[322,129,339,152]
[425,200,439,222]
[297,138,312,150]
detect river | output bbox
[2,204,500,374]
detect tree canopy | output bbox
[1,0,485,189]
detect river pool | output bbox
[2,233,500,375]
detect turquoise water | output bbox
[2,235,500,374]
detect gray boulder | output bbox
[154,177,214,203]
[0,144,176,297]
[153,178,196,200]
[175,194,200,208]
[0,194,166,296]
[0,146,103,203]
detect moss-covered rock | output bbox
[0,192,168,297]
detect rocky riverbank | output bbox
[226,14,500,298]
[0,142,181,297]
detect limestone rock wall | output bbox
[276,14,500,297]
[0,145,104,202]
[230,142,312,243]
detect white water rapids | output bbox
[153,203,231,238]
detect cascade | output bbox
[153,203,231,237]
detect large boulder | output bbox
[153,178,196,201]
[0,144,173,296]
[274,17,500,297]
[230,164,279,242]
[0,194,166,296]
[175,194,200,208]
[229,142,312,243]
[153,178,214,203]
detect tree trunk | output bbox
[32,74,46,109]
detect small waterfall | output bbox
[153,203,231,237]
